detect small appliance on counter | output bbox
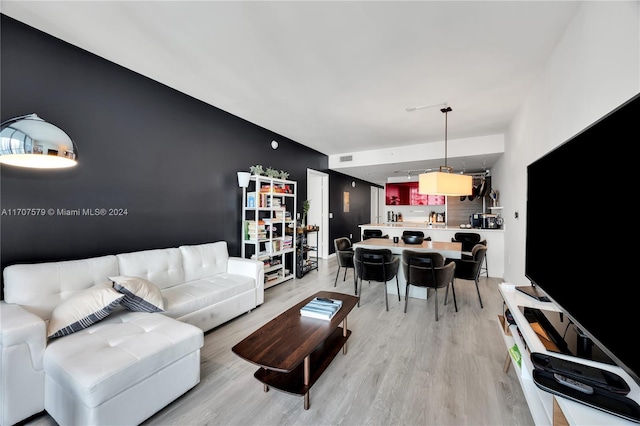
[470,213,482,228]
[481,213,501,229]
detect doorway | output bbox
[370,186,384,224]
[306,169,329,259]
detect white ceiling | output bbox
[1,1,581,185]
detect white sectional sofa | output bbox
[0,241,264,426]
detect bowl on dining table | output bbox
[401,235,424,245]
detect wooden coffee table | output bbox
[232,291,358,409]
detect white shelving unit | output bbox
[241,175,297,289]
[498,283,640,425]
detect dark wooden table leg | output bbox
[304,356,310,409]
[264,384,269,392]
[343,317,348,355]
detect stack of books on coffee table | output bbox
[300,297,343,320]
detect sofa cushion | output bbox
[116,248,184,290]
[179,242,229,282]
[47,285,125,339]
[2,255,119,320]
[160,273,254,320]
[109,276,165,313]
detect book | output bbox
[300,297,343,320]
[509,344,522,367]
[246,192,257,208]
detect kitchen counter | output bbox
[359,222,504,232]
[358,223,504,278]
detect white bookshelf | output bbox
[241,175,297,288]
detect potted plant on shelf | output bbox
[265,167,279,178]
[249,165,264,176]
[302,200,310,226]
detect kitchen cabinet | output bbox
[385,182,444,206]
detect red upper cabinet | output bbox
[385,182,445,205]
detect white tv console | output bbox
[498,283,640,425]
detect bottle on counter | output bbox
[397,213,403,222]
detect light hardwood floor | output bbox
[26,257,534,426]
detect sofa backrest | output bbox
[116,248,184,290]
[180,241,229,282]
[2,255,119,320]
[2,242,233,317]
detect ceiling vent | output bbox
[339,155,353,162]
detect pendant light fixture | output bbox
[0,114,78,168]
[417,106,472,196]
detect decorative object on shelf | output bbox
[270,140,279,149]
[0,113,78,169]
[407,104,472,196]
[237,171,251,188]
[490,189,499,207]
[302,200,310,225]
[250,165,264,176]
[279,170,289,180]
[265,167,279,178]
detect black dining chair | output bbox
[446,244,487,308]
[333,237,357,294]
[354,248,400,311]
[451,232,481,252]
[401,251,456,320]
[478,239,488,277]
[452,232,487,277]
[402,230,431,241]
[362,229,389,240]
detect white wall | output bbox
[497,1,640,285]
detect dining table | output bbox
[352,238,462,299]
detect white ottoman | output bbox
[43,311,203,426]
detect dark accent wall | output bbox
[327,171,379,245]
[1,15,341,291]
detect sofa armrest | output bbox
[1,301,47,425]
[227,257,265,305]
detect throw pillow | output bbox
[109,275,165,313]
[48,285,125,338]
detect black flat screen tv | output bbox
[525,92,640,387]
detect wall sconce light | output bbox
[0,113,78,168]
[237,171,251,188]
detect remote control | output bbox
[554,373,594,394]
[316,297,334,303]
